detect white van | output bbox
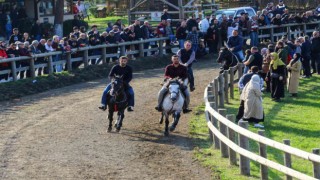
[215,7,257,21]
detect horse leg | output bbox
[164,115,169,136]
[116,111,125,132]
[159,112,164,124]
[107,110,114,132]
[169,112,181,132]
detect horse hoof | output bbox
[107,127,112,132]
[164,131,169,136]
[159,118,163,124]
[116,127,121,132]
[169,125,176,132]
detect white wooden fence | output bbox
[203,63,320,179]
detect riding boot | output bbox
[155,87,167,111]
[183,89,192,113]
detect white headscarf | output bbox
[241,75,261,100]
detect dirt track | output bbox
[0,58,220,180]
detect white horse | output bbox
[159,79,187,136]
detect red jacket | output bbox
[0,49,8,68]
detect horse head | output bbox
[110,75,124,96]
[217,47,232,63]
[168,78,181,102]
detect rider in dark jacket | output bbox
[155,55,192,113]
[99,56,135,111]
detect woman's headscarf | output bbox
[270,52,285,70]
[291,53,301,64]
[261,48,268,56]
[240,74,261,101]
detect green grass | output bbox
[190,75,320,179]
[85,16,129,33]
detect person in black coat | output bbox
[311,31,320,74]
[301,36,312,78]
[9,28,22,45]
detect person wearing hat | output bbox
[9,28,22,45]
[99,56,135,112]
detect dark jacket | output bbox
[301,40,312,58]
[109,65,133,85]
[227,35,243,52]
[311,37,320,54]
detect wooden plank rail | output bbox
[203,62,320,179]
[1,21,320,81]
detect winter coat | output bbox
[286,59,301,94]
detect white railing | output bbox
[203,63,320,179]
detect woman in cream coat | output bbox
[240,75,264,126]
[287,53,302,97]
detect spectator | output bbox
[248,15,259,47]
[176,20,187,49]
[133,20,143,57]
[186,26,200,52]
[141,21,151,56]
[9,28,22,45]
[37,39,48,74]
[156,19,166,37]
[276,0,287,15]
[114,19,124,31]
[301,36,312,78]
[161,9,171,21]
[271,14,282,42]
[109,25,122,42]
[149,28,159,56]
[105,31,118,62]
[0,41,9,81]
[220,16,229,44]
[5,11,12,40]
[106,22,113,33]
[266,52,286,102]
[78,33,88,47]
[286,53,302,97]
[88,25,100,38]
[276,41,288,64]
[165,21,175,45]
[72,26,80,39]
[239,74,264,128]
[30,40,44,76]
[17,41,31,79]
[177,40,196,91]
[22,32,32,44]
[199,14,210,40]
[206,20,219,54]
[261,48,271,92]
[244,47,263,74]
[88,33,101,65]
[31,19,43,41]
[186,15,198,32]
[311,31,320,74]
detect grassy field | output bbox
[190,75,320,179]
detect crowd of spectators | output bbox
[1,1,320,83]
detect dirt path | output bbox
[0,58,220,180]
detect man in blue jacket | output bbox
[227,29,244,62]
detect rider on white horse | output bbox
[155,55,192,113]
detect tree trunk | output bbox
[54,0,64,38]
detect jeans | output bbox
[52,54,62,72]
[187,67,194,89]
[178,39,185,49]
[101,83,135,107]
[234,50,245,62]
[168,35,176,42]
[249,31,258,47]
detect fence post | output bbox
[120,45,126,56]
[102,47,107,64]
[237,63,243,81]
[48,55,53,75]
[207,93,214,142]
[29,58,35,78]
[218,75,225,108]
[139,41,144,57]
[66,52,72,71]
[224,70,229,104]
[258,130,268,180]
[238,120,250,176]
[214,78,219,110]
[312,148,320,179]
[283,139,292,180]
[230,67,234,99]
[10,61,17,81]
[226,114,236,165]
[159,40,164,56]
[218,109,228,158]
[83,49,89,67]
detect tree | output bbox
[54,0,64,38]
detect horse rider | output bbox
[176,40,196,92]
[227,29,244,62]
[155,55,192,113]
[99,56,134,111]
